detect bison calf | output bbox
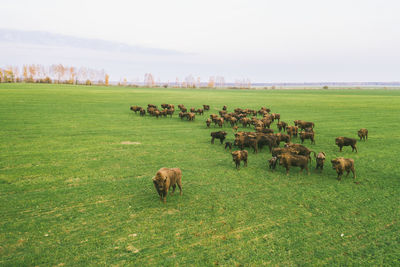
[335,137,357,152]
[232,150,248,169]
[315,152,326,171]
[152,167,182,203]
[268,156,278,171]
[331,157,356,180]
[358,128,368,141]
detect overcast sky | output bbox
[1,0,399,82]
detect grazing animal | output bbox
[335,137,358,152]
[231,150,248,169]
[269,156,278,171]
[225,141,233,150]
[222,105,227,111]
[152,167,182,203]
[130,106,142,113]
[166,108,175,118]
[211,131,227,144]
[190,107,196,113]
[203,104,210,111]
[179,112,188,120]
[331,157,356,180]
[196,108,204,115]
[234,134,258,153]
[300,131,315,144]
[216,117,224,127]
[358,128,368,141]
[206,118,212,128]
[284,143,316,160]
[139,108,146,116]
[294,120,315,130]
[278,153,310,175]
[315,152,326,171]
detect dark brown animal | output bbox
[166,108,175,117]
[222,105,227,111]
[257,134,278,152]
[286,126,298,138]
[358,128,368,141]
[284,143,316,160]
[216,117,224,127]
[315,152,326,171]
[152,167,182,203]
[234,134,258,153]
[225,141,233,150]
[196,108,204,115]
[211,131,227,144]
[187,112,195,121]
[271,113,280,122]
[203,105,210,111]
[268,156,278,171]
[335,137,357,152]
[300,131,315,144]
[231,150,248,169]
[139,108,146,116]
[190,107,196,113]
[206,118,211,128]
[278,153,310,175]
[331,157,356,180]
[130,106,142,113]
[295,120,315,130]
[274,133,290,145]
[277,121,287,132]
[148,104,157,109]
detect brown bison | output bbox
[187,112,196,121]
[284,143,316,159]
[234,134,258,153]
[206,118,212,128]
[300,131,315,144]
[232,150,248,169]
[166,108,175,117]
[331,157,356,180]
[358,128,368,141]
[274,133,290,145]
[203,104,210,111]
[277,121,287,132]
[278,153,310,175]
[286,126,298,138]
[139,108,146,116]
[315,152,326,171]
[179,112,188,120]
[222,105,227,111]
[211,131,227,144]
[335,137,357,152]
[152,167,182,203]
[268,156,278,171]
[216,117,224,127]
[196,108,204,115]
[130,106,142,113]
[295,120,315,130]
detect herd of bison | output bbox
[130,103,368,203]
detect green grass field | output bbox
[1,83,399,266]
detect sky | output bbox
[1,0,399,83]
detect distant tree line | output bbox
[0,64,109,86]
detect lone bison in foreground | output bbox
[152,167,182,203]
[211,131,227,144]
[358,128,368,141]
[335,137,357,152]
[232,150,248,169]
[331,157,356,180]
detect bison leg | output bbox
[171,184,176,194]
[353,145,358,153]
[339,146,343,152]
[220,137,225,144]
[244,158,247,167]
[352,168,356,179]
[211,137,215,144]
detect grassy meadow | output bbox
[0,83,399,266]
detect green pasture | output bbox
[0,83,399,266]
